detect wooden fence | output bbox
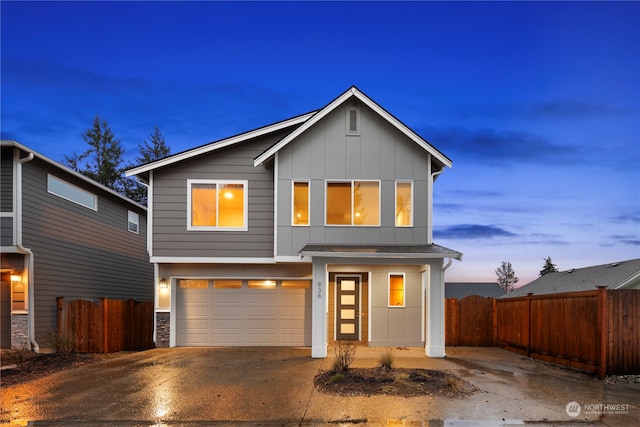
[57,297,154,353]
[445,288,640,379]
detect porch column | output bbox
[311,258,328,358]
[425,261,446,357]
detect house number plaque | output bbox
[317,281,322,298]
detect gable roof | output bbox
[254,86,452,168]
[503,258,640,298]
[445,282,506,299]
[126,86,452,179]
[1,140,146,211]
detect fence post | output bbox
[597,286,608,380]
[526,293,533,357]
[101,298,108,353]
[492,297,497,346]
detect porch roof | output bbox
[299,244,462,260]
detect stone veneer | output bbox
[155,311,170,348]
[11,314,29,349]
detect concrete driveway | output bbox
[1,346,638,426]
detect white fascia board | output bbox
[299,251,463,260]
[150,256,278,264]
[126,112,316,177]
[254,87,453,169]
[612,270,640,289]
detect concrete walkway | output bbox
[1,346,638,426]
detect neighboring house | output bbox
[502,258,640,298]
[445,282,505,299]
[126,86,462,358]
[0,141,153,351]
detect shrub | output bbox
[43,330,75,359]
[333,340,357,372]
[379,351,393,371]
[3,344,34,370]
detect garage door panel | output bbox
[177,280,311,346]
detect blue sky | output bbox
[2,1,639,285]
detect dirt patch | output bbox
[315,367,477,397]
[0,351,133,387]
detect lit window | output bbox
[47,174,97,210]
[11,275,27,313]
[326,180,379,226]
[179,279,208,289]
[214,280,242,289]
[346,107,360,134]
[248,280,276,289]
[282,280,311,289]
[389,273,405,307]
[292,181,309,225]
[395,182,413,227]
[188,180,247,230]
[128,210,139,233]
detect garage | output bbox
[175,279,312,346]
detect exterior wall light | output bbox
[159,278,168,288]
[11,274,21,283]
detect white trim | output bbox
[324,179,381,226]
[126,112,316,177]
[395,181,413,227]
[291,180,310,226]
[47,173,98,211]
[147,171,154,256]
[150,256,278,264]
[255,87,452,168]
[388,272,406,308]
[186,179,248,231]
[127,210,139,234]
[275,255,312,263]
[0,212,13,217]
[273,153,279,256]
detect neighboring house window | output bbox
[47,174,97,210]
[395,181,413,227]
[389,273,405,307]
[346,107,360,134]
[326,180,380,226]
[292,181,309,226]
[187,180,247,230]
[128,210,139,234]
[11,277,27,312]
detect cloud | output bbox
[434,224,517,240]
[420,126,583,166]
[610,211,640,224]
[605,235,640,246]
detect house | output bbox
[502,258,640,298]
[445,282,505,299]
[126,86,462,358]
[0,141,153,351]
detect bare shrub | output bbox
[43,330,75,359]
[3,344,34,370]
[378,351,393,371]
[333,340,357,371]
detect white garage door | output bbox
[176,279,312,346]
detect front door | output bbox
[336,275,360,341]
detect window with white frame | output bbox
[10,274,27,313]
[326,180,379,226]
[395,181,413,227]
[346,107,360,134]
[388,273,405,307]
[292,181,309,226]
[187,180,247,230]
[128,210,139,233]
[47,174,97,210]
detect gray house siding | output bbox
[151,130,293,259]
[277,100,431,256]
[1,147,14,246]
[21,158,153,341]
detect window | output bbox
[214,280,242,289]
[128,210,139,233]
[248,280,276,289]
[395,182,413,227]
[389,273,405,307]
[346,107,360,134]
[326,180,379,226]
[282,280,311,289]
[188,180,247,230]
[179,279,208,289]
[47,174,97,210]
[292,181,309,225]
[11,276,26,312]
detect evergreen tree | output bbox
[495,261,519,293]
[124,126,171,205]
[64,115,125,193]
[539,256,559,276]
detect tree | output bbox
[124,126,171,205]
[64,115,125,193]
[495,261,519,293]
[539,256,559,277]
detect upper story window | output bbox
[346,107,360,135]
[128,210,139,234]
[326,180,379,226]
[187,179,247,231]
[395,181,413,227]
[47,174,97,210]
[292,181,309,226]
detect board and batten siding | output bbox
[20,158,153,339]
[276,100,431,256]
[151,131,292,258]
